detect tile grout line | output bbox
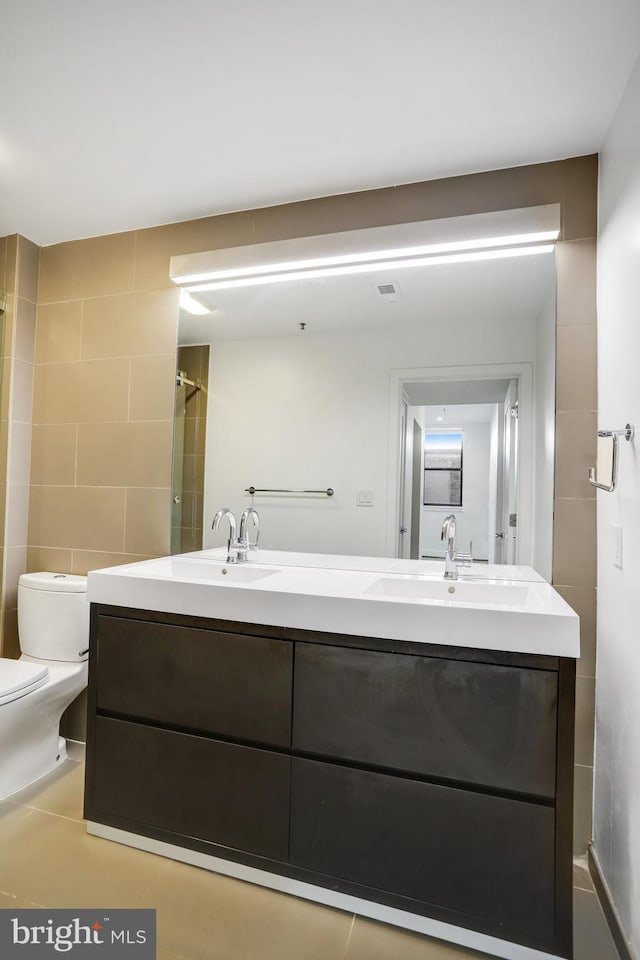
[123,487,128,553]
[19,806,86,826]
[33,351,178,366]
[137,858,173,906]
[79,297,85,363]
[74,422,79,486]
[132,230,138,292]
[341,914,357,958]
[16,803,86,824]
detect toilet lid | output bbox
[19,572,87,593]
[0,660,49,706]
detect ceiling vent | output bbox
[376,282,402,302]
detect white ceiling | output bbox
[2,1,640,246]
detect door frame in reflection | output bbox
[388,362,539,572]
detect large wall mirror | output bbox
[170,205,558,581]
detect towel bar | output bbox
[588,424,634,492]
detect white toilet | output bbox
[0,572,89,800]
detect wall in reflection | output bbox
[201,300,551,569]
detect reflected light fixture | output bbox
[179,289,211,315]
[175,231,558,295]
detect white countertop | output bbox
[87,550,579,659]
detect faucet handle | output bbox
[456,540,473,568]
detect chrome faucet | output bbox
[441,514,472,580]
[212,507,261,563]
[212,508,243,564]
[239,508,260,557]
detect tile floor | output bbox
[0,752,620,960]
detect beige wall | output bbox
[19,156,597,849]
[28,249,179,577]
[553,238,598,855]
[0,234,10,652]
[0,235,39,658]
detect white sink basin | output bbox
[365,576,530,607]
[96,556,281,584]
[167,559,281,584]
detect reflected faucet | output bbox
[441,514,458,580]
[441,514,472,581]
[239,508,260,556]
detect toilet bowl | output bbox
[0,572,89,800]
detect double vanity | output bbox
[84,549,579,960]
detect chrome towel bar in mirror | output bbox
[245,486,334,497]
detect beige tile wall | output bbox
[0,233,8,651]
[0,235,38,658]
[26,157,598,852]
[29,265,179,577]
[554,237,598,854]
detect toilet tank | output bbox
[18,572,89,662]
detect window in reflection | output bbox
[424,431,464,507]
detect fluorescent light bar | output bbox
[184,244,556,294]
[172,230,559,286]
[179,289,211,315]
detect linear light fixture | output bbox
[179,289,211,315]
[173,229,558,289]
[182,243,556,295]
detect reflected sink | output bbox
[364,576,529,607]
[165,559,281,584]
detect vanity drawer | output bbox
[290,757,555,943]
[94,614,293,748]
[89,717,290,861]
[293,642,557,797]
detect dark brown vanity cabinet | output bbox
[85,606,575,958]
[290,758,556,940]
[93,717,291,860]
[93,613,293,748]
[293,642,558,797]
